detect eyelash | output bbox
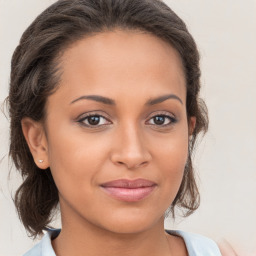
[146,113,177,127]
[77,113,111,128]
[77,112,177,129]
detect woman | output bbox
[8,0,221,255]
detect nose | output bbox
[110,124,152,170]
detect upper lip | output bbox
[101,179,156,188]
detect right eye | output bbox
[78,114,111,128]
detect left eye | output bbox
[78,115,110,127]
[148,115,175,126]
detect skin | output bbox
[22,29,195,256]
[218,240,239,256]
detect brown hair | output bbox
[8,0,208,238]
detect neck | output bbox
[52,213,173,256]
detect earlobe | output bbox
[189,116,196,136]
[21,117,49,169]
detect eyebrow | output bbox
[70,94,183,105]
[146,94,183,105]
[70,95,115,105]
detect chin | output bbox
[95,210,162,235]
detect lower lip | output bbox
[101,186,156,202]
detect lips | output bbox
[100,179,157,202]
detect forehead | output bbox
[50,29,186,105]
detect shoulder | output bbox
[23,229,60,256]
[166,230,222,256]
[24,228,221,256]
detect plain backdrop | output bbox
[0,0,255,255]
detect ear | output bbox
[21,117,49,169]
[188,116,196,137]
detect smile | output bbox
[100,179,157,202]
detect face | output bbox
[39,30,192,233]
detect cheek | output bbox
[152,128,189,197]
[161,143,188,180]
[153,125,189,168]
[45,122,112,197]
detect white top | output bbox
[23,229,222,256]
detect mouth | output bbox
[100,179,157,202]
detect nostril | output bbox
[141,161,148,166]
[127,161,149,170]
[114,160,149,169]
